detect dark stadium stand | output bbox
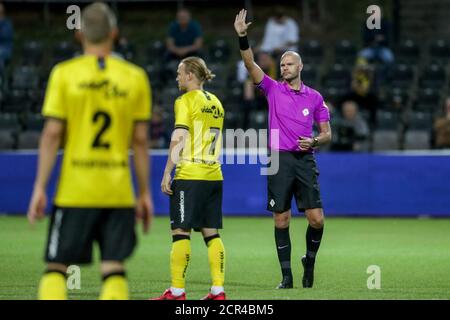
[0,2,448,152]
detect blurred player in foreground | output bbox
[27,2,153,300]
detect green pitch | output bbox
[0,216,449,300]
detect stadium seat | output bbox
[388,64,414,90]
[406,111,433,131]
[23,113,44,131]
[334,40,356,66]
[404,130,431,150]
[322,86,346,106]
[429,39,450,66]
[419,64,446,89]
[413,88,441,113]
[0,130,15,150]
[300,40,324,65]
[223,109,244,130]
[22,40,44,65]
[116,41,136,61]
[322,64,351,89]
[301,64,318,87]
[52,41,76,65]
[395,39,420,65]
[0,113,20,132]
[372,130,400,151]
[2,89,32,113]
[382,87,410,111]
[248,110,267,130]
[11,66,40,91]
[209,39,231,63]
[376,110,401,130]
[144,63,162,89]
[17,131,41,149]
[146,40,165,63]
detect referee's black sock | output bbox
[274,227,292,278]
[305,224,324,262]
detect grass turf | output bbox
[0,216,449,300]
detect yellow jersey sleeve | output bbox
[174,96,191,130]
[133,70,152,121]
[42,65,66,120]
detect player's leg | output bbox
[38,262,68,300]
[166,228,191,299]
[193,181,226,300]
[201,228,226,300]
[98,208,136,300]
[268,152,296,289]
[39,207,97,300]
[273,210,293,288]
[152,180,193,300]
[294,153,324,288]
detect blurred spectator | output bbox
[0,3,14,70]
[259,6,299,58]
[331,100,370,151]
[165,8,203,61]
[340,61,378,128]
[237,51,276,128]
[149,108,169,148]
[359,14,394,65]
[433,97,450,149]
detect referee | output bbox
[27,3,153,299]
[234,9,331,289]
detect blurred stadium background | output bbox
[0,0,449,300]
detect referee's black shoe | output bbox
[301,255,315,288]
[276,275,293,289]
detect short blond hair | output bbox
[181,57,215,83]
[81,2,117,44]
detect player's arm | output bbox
[234,9,264,85]
[161,128,189,196]
[27,119,64,225]
[132,121,154,234]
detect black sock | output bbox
[306,224,324,261]
[275,227,292,278]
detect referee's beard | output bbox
[283,73,300,84]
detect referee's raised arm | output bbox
[234,9,264,84]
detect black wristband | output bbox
[239,35,250,51]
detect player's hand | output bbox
[161,172,173,196]
[234,9,252,36]
[136,191,154,234]
[298,136,313,151]
[27,186,47,226]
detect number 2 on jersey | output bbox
[92,111,111,149]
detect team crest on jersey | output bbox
[302,108,310,116]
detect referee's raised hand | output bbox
[234,9,252,36]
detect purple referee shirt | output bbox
[256,74,330,152]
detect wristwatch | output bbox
[311,137,319,148]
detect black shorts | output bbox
[267,151,323,213]
[170,180,223,231]
[44,206,136,265]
